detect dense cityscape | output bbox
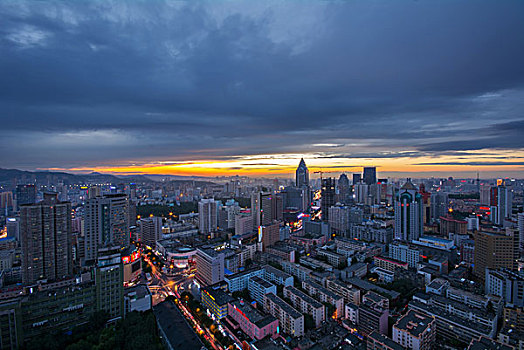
[0,162,522,349]
[2,1,524,350]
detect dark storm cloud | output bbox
[1,0,524,168]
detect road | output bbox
[144,256,224,350]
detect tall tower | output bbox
[394,179,423,242]
[321,178,336,222]
[84,193,130,262]
[296,158,309,188]
[363,167,377,185]
[198,198,219,235]
[337,174,350,204]
[20,193,72,284]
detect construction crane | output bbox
[314,170,324,182]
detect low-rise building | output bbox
[282,261,312,282]
[284,286,325,327]
[224,268,264,292]
[248,276,277,305]
[201,285,234,320]
[228,300,279,340]
[302,280,344,319]
[326,279,360,305]
[392,310,436,350]
[262,265,294,287]
[374,256,408,272]
[367,331,405,350]
[264,293,304,337]
[124,284,151,315]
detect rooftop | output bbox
[249,276,275,289]
[368,331,404,350]
[265,293,302,319]
[230,300,277,328]
[394,310,434,337]
[262,265,293,280]
[153,301,204,350]
[202,286,234,306]
[285,286,323,309]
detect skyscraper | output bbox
[394,179,423,242]
[352,173,362,185]
[139,216,162,248]
[95,246,124,319]
[321,178,336,222]
[198,198,219,235]
[251,192,283,228]
[84,193,130,262]
[337,173,350,204]
[20,193,72,284]
[363,167,377,185]
[490,185,513,225]
[16,184,36,208]
[473,230,518,278]
[296,158,309,187]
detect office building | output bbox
[235,213,253,235]
[15,184,36,208]
[251,192,283,228]
[363,167,377,185]
[296,158,309,188]
[430,192,448,223]
[490,185,513,225]
[5,217,19,242]
[329,205,351,235]
[196,248,225,286]
[264,293,304,337]
[20,193,72,284]
[138,216,162,248]
[284,286,325,327]
[352,173,362,185]
[198,198,219,235]
[84,193,130,262]
[259,221,281,250]
[392,310,436,350]
[321,178,336,222]
[95,246,124,320]
[395,179,423,242]
[337,174,350,204]
[474,231,518,278]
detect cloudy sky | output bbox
[1,0,524,178]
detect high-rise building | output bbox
[352,173,362,185]
[196,248,225,286]
[430,192,448,222]
[0,192,14,214]
[20,193,72,284]
[474,231,518,278]
[329,205,350,235]
[518,213,524,254]
[95,246,124,320]
[84,193,130,262]
[363,167,377,185]
[251,192,283,228]
[6,217,20,242]
[321,178,335,222]
[138,216,162,248]
[198,198,219,235]
[16,184,36,208]
[258,221,281,250]
[296,158,309,188]
[394,179,423,242]
[354,182,369,204]
[490,186,513,225]
[485,268,524,307]
[337,174,350,204]
[282,186,309,212]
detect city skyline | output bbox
[1,1,524,178]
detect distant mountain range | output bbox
[0,168,216,187]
